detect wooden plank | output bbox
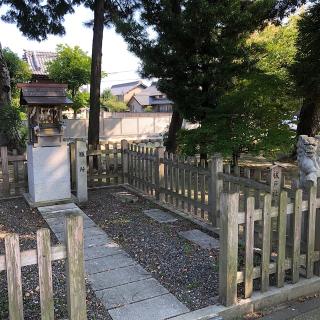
[244,197,255,298]
[237,251,320,283]
[306,185,317,278]
[65,214,87,320]
[121,140,129,184]
[261,194,272,292]
[37,229,54,320]
[187,157,192,213]
[209,155,223,226]
[200,159,206,219]
[155,147,165,200]
[169,153,174,205]
[219,173,270,192]
[277,191,288,287]
[145,148,150,194]
[175,155,180,207]
[105,144,111,184]
[219,192,239,307]
[164,152,169,202]
[292,189,302,283]
[0,245,66,272]
[113,143,119,184]
[1,146,10,194]
[193,157,199,217]
[180,156,186,211]
[5,234,24,320]
[97,144,102,185]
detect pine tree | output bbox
[115,0,305,152]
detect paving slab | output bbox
[88,265,151,291]
[108,293,189,320]
[38,203,78,214]
[113,191,139,203]
[143,209,178,223]
[84,243,123,261]
[178,229,220,249]
[85,253,136,275]
[96,278,169,309]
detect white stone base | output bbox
[26,144,71,204]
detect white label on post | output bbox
[270,165,282,204]
[76,140,88,202]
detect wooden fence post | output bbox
[75,140,88,203]
[1,146,9,195]
[65,214,87,320]
[5,233,24,320]
[219,192,239,307]
[37,229,54,320]
[69,142,76,189]
[155,147,165,201]
[209,154,223,227]
[121,140,129,184]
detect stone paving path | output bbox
[179,229,220,250]
[143,208,179,223]
[38,203,189,320]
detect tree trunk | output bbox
[164,110,183,153]
[88,0,104,147]
[296,98,320,137]
[0,43,11,108]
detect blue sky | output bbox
[0,5,147,89]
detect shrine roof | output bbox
[18,83,73,106]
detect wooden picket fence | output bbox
[126,144,221,225]
[69,141,125,188]
[219,184,320,306]
[0,214,87,319]
[0,146,28,198]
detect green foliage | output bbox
[178,17,300,159]
[71,91,90,115]
[2,47,31,98]
[0,105,26,151]
[144,106,153,112]
[47,44,91,98]
[100,89,128,112]
[116,0,305,123]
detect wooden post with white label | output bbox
[75,139,88,203]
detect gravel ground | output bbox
[80,186,220,310]
[0,198,111,320]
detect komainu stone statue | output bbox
[297,135,320,188]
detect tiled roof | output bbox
[110,80,146,96]
[131,84,173,106]
[23,50,57,75]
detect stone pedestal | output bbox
[25,143,72,207]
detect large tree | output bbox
[47,44,91,118]
[2,47,31,99]
[115,0,305,153]
[178,16,301,161]
[291,2,320,137]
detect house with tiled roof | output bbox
[110,80,147,103]
[23,50,57,82]
[128,83,173,113]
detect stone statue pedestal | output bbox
[24,143,72,207]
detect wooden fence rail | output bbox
[0,214,87,320]
[219,185,320,307]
